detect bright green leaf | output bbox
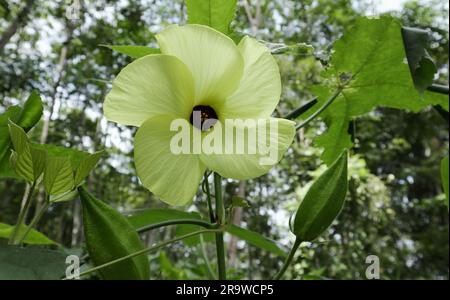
[101,44,160,59]
[293,150,348,241]
[79,187,150,280]
[0,223,57,245]
[49,189,79,203]
[186,0,237,34]
[0,91,43,178]
[74,150,104,186]
[31,143,89,171]
[44,155,74,195]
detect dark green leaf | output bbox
[293,150,348,241]
[101,45,160,59]
[186,0,237,34]
[0,244,65,279]
[79,187,150,280]
[308,17,428,165]
[401,27,437,93]
[16,90,44,131]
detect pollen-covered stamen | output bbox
[189,105,218,131]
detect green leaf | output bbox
[101,45,160,59]
[186,0,237,34]
[293,150,348,241]
[8,120,30,155]
[49,189,79,203]
[16,90,44,131]
[44,155,74,195]
[441,156,449,209]
[0,106,21,178]
[79,187,150,280]
[0,243,66,279]
[8,121,43,182]
[74,150,104,186]
[401,27,437,93]
[0,91,43,178]
[309,17,428,165]
[226,224,287,257]
[0,223,57,245]
[31,143,89,170]
[127,208,214,246]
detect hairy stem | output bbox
[8,182,36,245]
[204,172,215,222]
[273,238,302,280]
[16,199,49,244]
[296,87,343,130]
[67,228,221,280]
[200,234,217,280]
[214,172,226,280]
[136,219,219,234]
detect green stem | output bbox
[213,172,226,280]
[16,200,50,244]
[204,172,215,222]
[66,228,221,280]
[295,87,343,130]
[136,219,219,234]
[284,98,318,120]
[8,182,36,245]
[273,237,302,280]
[427,84,449,95]
[200,234,217,280]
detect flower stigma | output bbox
[189,105,218,131]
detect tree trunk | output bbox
[0,0,34,53]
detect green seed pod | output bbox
[79,186,150,280]
[293,150,348,242]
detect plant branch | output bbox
[16,199,50,244]
[427,84,449,95]
[200,234,217,280]
[284,98,318,120]
[273,237,302,280]
[8,181,36,245]
[66,228,221,280]
[296,88,343,130]
[214,172,227,280]
[136,219,219,234]
[203,172,215,222]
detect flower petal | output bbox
[104,55,195,127]
[156,25,244,106]
[220,36,282,119]
[199,118,295,179]
[135,115,206,206]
